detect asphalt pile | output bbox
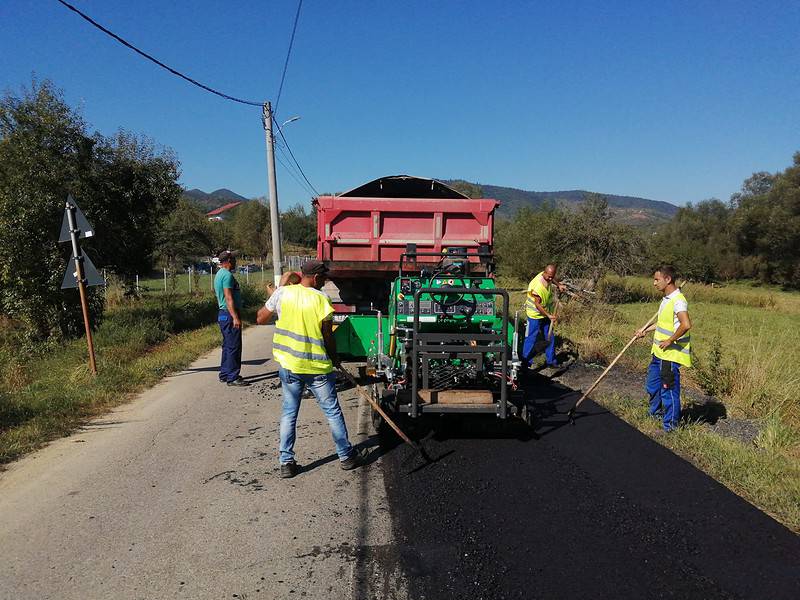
[381,374,800,600]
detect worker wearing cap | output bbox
[522,264,565,369]
[257,260,366,478]
[214,250,248,386]
[635,265,692,432]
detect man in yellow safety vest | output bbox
[635,265,692,432]
[522,264,566,369]
[257,260,366,478]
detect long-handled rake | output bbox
[338,368,434,464]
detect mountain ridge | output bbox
[183,182,679,227]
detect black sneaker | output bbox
[280,461,299,478]
[227,377,250,387]
[340,447,368,471]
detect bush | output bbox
[694,337,734,397]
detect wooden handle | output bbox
[339,369,418,449]
[571,310,658,411]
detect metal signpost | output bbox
[59,195,103,375]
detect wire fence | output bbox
[101,255,315,296]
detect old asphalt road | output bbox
[0,326,408,600]
[382,372,800,600]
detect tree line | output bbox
[488,155,800,290]
[0,80,315,341]
[158,197,316,269]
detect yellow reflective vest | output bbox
[651,291,692,367]
[272,285,334,374]
[525,272,553,319]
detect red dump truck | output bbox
[315,175,526,423]
[314,175,499,314]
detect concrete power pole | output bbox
[263,101,283,286]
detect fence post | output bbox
[189,267,192,293]
[163,267,167,292]
[136,274,139,293]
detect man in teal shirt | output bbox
[214,250,248,386]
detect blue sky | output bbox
[2,0,799,208]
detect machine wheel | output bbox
[521,403,535,428]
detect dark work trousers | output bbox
[522,317,556,367]
[218,309,242,383]
[646,355,681,431]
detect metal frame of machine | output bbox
[362,247,523,422]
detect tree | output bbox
[281,204,316,247]
[495,195,647,287]
[80,130,182,275]
[229,201,271,257]
[730,171,775,209]
[732,153,800,286]
[156,197,214,268]
[651,198,739,282]
[0,80,181,339]
[553,194,648,288]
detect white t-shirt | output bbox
[264,285,333,320]
[659,288,688,331]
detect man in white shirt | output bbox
[635,265,693,432]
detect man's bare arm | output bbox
[256,306,275,325]
[658,311,692,349]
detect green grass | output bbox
[136,269,275,294]
[504,275,800,531]
[0,285,266,465]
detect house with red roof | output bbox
[206,201,243,221]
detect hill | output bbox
[183,188,249,212]
[445,180,679,228]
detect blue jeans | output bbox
[278,367,354,464]
[218,309,242,382]
[646,355,681,431]
[522,317,556,367]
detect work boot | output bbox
[280,461,299,478]
[340,447,368,471]
[227,377,250,387]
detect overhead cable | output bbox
[275,152,316,199]
[55,0,263,107]
[274,0,303,115]
[274,119,320,196]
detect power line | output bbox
[274,0,303,115]
[55,0,263,107]
[273,134,315,196]
[274,118,320,196]
[275,151,316,199]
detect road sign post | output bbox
[61,197,98,375]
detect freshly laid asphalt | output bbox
[381,373,800,600]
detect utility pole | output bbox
[263,101,283,286]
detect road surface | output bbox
[2,330,799,599]
[0,326,406,599]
